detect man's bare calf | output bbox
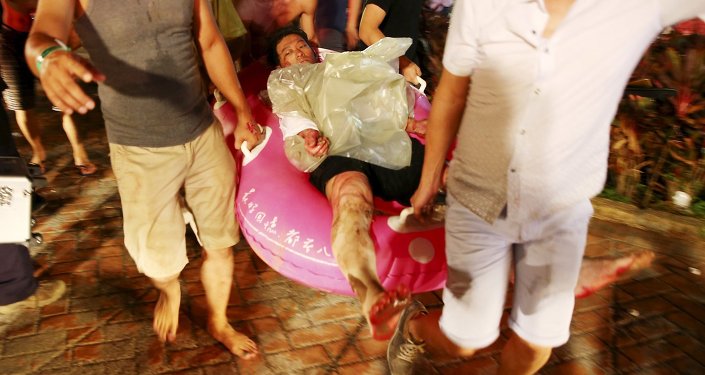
[327,171,410,340]
[201,247,258,359]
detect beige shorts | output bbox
[109,122,238,279]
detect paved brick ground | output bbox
[2,91,705,374]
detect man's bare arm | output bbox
[26,0,102,114]
[357,3,386,47]
[358,3,420,83]
[411,69,469,219]
[194,0,262,150]
[299,0,318,44]
[345,0,362,50]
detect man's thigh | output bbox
[109,142,189,279]
[438,193,515,350]
[510,200,593,347]
[183,122,239,250]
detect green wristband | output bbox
[35,41,71,72]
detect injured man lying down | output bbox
[264,25,654,341]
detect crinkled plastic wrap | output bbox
[268,37,414,172]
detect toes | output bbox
[633,251,655,269]
[154,321,167,342]
[239,343,259,360]
[241,352,257,360]
[234,340,259,359]
[211,325,259,359]
[167,330,177,343]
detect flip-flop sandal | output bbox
[28,160,46,174]
[368,284,411,340]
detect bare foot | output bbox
[208,322,259,359]
[575,250,655,298]
[368,284,411,340]
[153,283,181,343]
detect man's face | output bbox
[276,34,316,67]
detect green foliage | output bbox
[692,200,705,218]
[606,30,705,215]
[598,188,632,203]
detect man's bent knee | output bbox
[150,273,181,288]
[326,171,373,204]
[203,247,233,261]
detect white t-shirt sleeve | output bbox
[442,0,481,77]
[278,114,319,139]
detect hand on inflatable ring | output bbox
[410,176,442,223]
[234,118,265,151]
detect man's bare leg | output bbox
[408,311,550,374]
[15,109,46,168]
[408,309,475,359]
[61,114,96,174]
[498,333,551,375]
[151,273,182,343]
[327,171,410,340]
[201,247,258,359]
[575,250,655,298]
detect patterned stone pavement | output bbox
[1,90,705,375]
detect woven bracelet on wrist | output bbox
[36,42,71,72]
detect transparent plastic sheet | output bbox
[268,38,415,172]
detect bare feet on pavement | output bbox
[575,250,656,298]
[153,282,181,343]
[208,321,259,359]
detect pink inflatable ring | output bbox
[215,62,446,296]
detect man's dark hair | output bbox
[267,25,318,67]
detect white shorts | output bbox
[439,193,593,348]
[110,122,239,279]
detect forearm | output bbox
[420,69,469,185]
[279,114,319,139]
[358,24,385,46]
[358,4,386,46]
[346,0,361,32]
[202,41,252,119]
[25,0,75,77]
[299,4,318,44]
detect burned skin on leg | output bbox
[326,171,410,340]
[328,172,382,313]
[574,250,655,298]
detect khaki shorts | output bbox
[110,122,238,279]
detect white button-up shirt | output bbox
[444,0,705,223]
